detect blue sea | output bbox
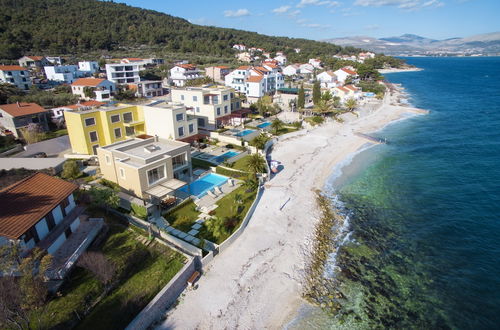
[289,57,500,329]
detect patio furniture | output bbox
[208,190,218,198]
[229,179,235,186]
[216,186,223,194]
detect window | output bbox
[212,96,219,104]
[172,153,186,168]
[178,126,184,137]
[176,113,184,121]
[125,126,135,136]
[180,95,184,101]
[119,168,125,179]
[236,101,240,109]
[197,118,205,127]
[105,155,110,165]
[223,94,228,101]
[45,212,56,231]
[192,95,197,102]
[85,117,96,126]
[189,123,194,133]
[110,114,120,123]
[230,92,234,98]
[224,105,228,114]
[196,107,200,113]
[147,165,165,185]
[216,108,221,116]
[89,131,98,142]
[114,128,122,139]
[123,112,133,123]
[60,197,69,216]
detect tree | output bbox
[249,133,270,151]
[312,81,321,105]
[205,217,229,240]
[246,153,266,175]
[314,99,332,116]
[114,88,136,101]
[255,95,274,116]
[233,193,243,213]
[184,76,213,87]
[242,175,259,192]
[271,118,284,135]
[345,98,358,112]
[0,245,52,330]
[0,83,23,104]
[77,252,116,288]
[61,159,81,180]
[98,58,107,69]
[83,86,96,99]
[88,186,119,212]
[297,84,305,109]
[20,123,45,144]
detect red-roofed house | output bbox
[71,77,116,101]
[51,101,105,121]
[205,66,230,83]
[0,65,32,90]
[0,173,104,279]
[225,65,284,98]
[334,67,359,84]
[317,71,338,88]
[0,103,49,138]
[170,64,202,87]
[18,55,50,69]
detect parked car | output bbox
[25,152,47,158]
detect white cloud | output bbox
[224,9,251,17]
[297,0,341,8]
[272,5,291,13]
[354,0,444,10]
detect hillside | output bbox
[0,0,359,60]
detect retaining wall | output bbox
[125,257,197,330]
[0,144,23,157]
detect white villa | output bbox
[44,65,81,83]
[274,54,287,65]
[169,64,202,87]
[299,63,314,75]
[78,61,99,75]
[283,64,300,76]
[105,63,141,84]
[71,78,116,102]
[334,67,359,84]
[225,66,284,99]
[232,44,246,51]
[0,65,32,90]
[317,71,338,88]
[308,59,322,69]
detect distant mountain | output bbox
[323,32,500,56]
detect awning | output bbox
[217,109,252,123]
[145,179,187,199]
[178,133,208,144]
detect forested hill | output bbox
[0,0,360,60]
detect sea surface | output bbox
[289,57,500,329]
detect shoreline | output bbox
[157,85,428,329]
[379,67,423,74]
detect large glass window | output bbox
[110,114,120,123]
[147,166,165,185]
[114,128,122,138]
[125,126,135,136]
[223,94,228,101]
[178,126,184,137]
[176,113,184,121]
[189,124,194,133]
[123,112,133,123]
[89,131,98,142]
[193,95,197,102]
[172,153,186,168]
[85,117,95,126]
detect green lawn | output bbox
[163,200,200,232]
[274,127,299,136]
[231,155,252,172]
[43,129,68,140]
[35,211,186,330]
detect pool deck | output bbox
[194,179,241,210]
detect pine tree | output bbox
[312,81,321,105]
[298,84,305,109]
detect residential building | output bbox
[0,103,49,138]
[317,71,338,88]
[51,101,105,122]
[205,66,230,83]
[64,103,146,155]
[46,57,63,65]
[334,67,359,84]
[299,63,314,75]
[128,80,164,98]
[332,84,361,101]
[308,59,323,69]
[170,86,243,130]
[142,101,198,142]
[275,87,312,111]
[71,78,116,102]
[18,56,50,69]
[274,54,287,65]
[224,66,284,99]
[78,61,99,75]
[0,173,103,279]
[283,64,300,76]
[0,65,32,90]
[236,52,253,63]
[97,137,192,202]
[232,44,246,51]
[169,64,202,87]
[44,65,81,83]
[105,63,141,84]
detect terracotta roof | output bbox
[178,64,197,70]
[71,78,106,87]
[0,65,27,71]
[123,58,143,62]
[0,173,78,239]
[237,66,251,70]
[246,76,264,83]
[345,85,358,91]
[26,56,44,61]
[65,100,106,110]
[0,103,46,117]
[341,68,357,75]
[264,63,278,69]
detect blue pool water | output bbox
[212,151,239,164]
[179,173,229,198]
[256,122,271,128]
[234,129,255,137]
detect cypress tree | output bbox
[298,84,305,109]
[312,81,321,105]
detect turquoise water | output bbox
[293,57,500,329]
[179,173,229,198]
[235,129,255,137]
[212,151,239,164]
[256,122,271,128]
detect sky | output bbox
[116,0,500,40]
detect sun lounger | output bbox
[187,271,200,289]
[229,179,235,186]
[216,186,223,194]
[208,190,218,198]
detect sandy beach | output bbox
[379,67,423,74]
[157,88,427,329]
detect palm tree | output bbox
[345,98,357,112]
[246,153,266,175]
[242,175,259,192]
[314,99,332,116]
[271,118,284,135]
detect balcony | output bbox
[123,120,145,127]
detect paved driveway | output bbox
[16,135,71,157]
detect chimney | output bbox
[155,134,159,142]
[16,102,20,107]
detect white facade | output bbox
[0,66,32,90]
[130,81,164,98]
[308,59,322,69]
[225,66,284,98]
[274,55,287,65]
[44,65,81,83]
[78,61,99,74]
[232,44,246,51]
[317,71,338,88]
[334,68,358,84]
[105,63,141,84]
[169,65,202,87]
[71,79,116,101]
[142,102,198,141]
[46,56,62,65]
[299,63,314,74]
[283,65,300,76]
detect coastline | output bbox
[157,86,428,329]
[379,67,423,74]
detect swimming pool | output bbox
[256,122,271,128]
[179,173,229,198]
[234,129,255,137]
[212,151,239,164]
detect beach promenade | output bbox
[157,89,427,329]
